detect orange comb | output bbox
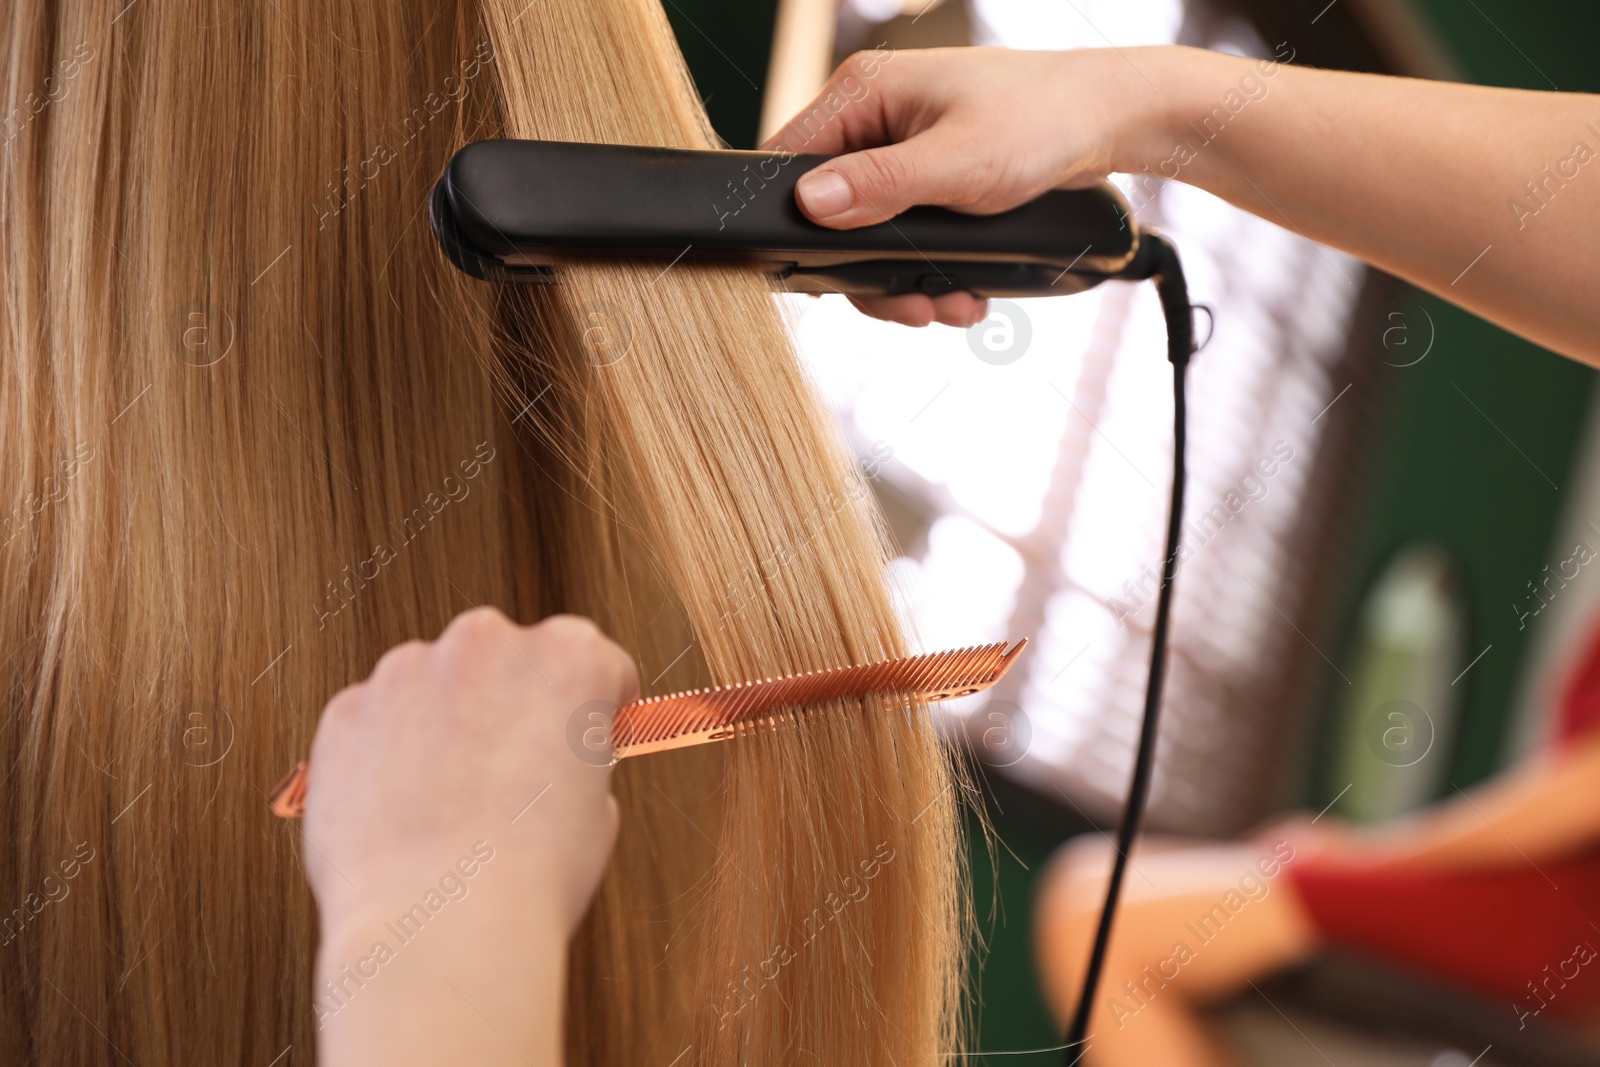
[269,639,1026,818]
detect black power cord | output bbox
[1061,233,1195,1062]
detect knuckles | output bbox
[840,47,906,89]
[365,609,636,705]
[321,682,366,720]
[839,51,884,88]
[370,638,428,683]
[531,615,637,702]
[439,604,512,645]
[532,613,602,645]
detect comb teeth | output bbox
[611,639,1027,758]
[267,639,1028,817]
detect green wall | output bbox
[1318,0,1600,801]
[660,0,778,148]
[964,800,1080,1057]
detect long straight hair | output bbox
[0,1,966,1063]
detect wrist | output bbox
[1100,46,1207,177]
[313,834,582,950]
[315,886,568,1066]
[318,877,567,969]
[1106,46,1265,181]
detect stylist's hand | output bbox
[763,46,1183,327]
[303,608,637,1067]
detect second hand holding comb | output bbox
[269,639,1027,818]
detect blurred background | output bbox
[658,0,1600,1062]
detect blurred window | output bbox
[787,0,1370,832]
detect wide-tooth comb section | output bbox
[268,639,1027,817]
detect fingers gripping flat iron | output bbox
[428,139,1197,1062]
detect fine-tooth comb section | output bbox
[268,639,1027,817]
[610,639,1027,758]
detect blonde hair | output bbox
[0,1,965,1063]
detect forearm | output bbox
[1123,47,1600,364]
[316,892,566,1067]
[1357,732,1600,873]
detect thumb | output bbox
[794,130,978,229]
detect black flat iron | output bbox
[429,139,1165,298]
[429,138,1197,1061]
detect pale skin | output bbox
[304,609,637,1067]
[305,45,1600,1067]
[762,44,1600,1066]
[763,45,1600,365]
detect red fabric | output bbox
[1287,617,1600,1018]
[1288,855,1600,1019]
